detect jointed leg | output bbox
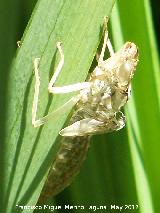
[48,42,91,94]
[48,42,64,92]
[32,94,80,128]
[32,58,81,127]
[32,41,93,127]
[98,17,114,65]
[104,17,114,57]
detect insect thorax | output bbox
[73,73,125,135]
[73,43,138,136]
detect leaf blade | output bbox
[5,0,116,211]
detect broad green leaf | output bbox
[4,0,116,212]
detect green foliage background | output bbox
[0,0,159,212]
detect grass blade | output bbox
[110,1,160,212]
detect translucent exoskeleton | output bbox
[32,17,139,202]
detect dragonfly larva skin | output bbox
[38,42,138,202]
[38,113,90,203]
[33,20,138,201]
[39,42,138,201]
[59,42,138,138]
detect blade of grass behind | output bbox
[111,1,160,212]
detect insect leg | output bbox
[48,42,91,94]
[98,17,114,66]
[32,95,80,127]
[32,58,80,127]
[48,42,64,93]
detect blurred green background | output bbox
[0,0,159,212]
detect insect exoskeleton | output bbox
[32,17,138,202]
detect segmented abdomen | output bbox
[38,114,90,202]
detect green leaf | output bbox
[4,0,116,211]
[110,1,160,213]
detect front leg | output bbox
[98,17,114,66]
